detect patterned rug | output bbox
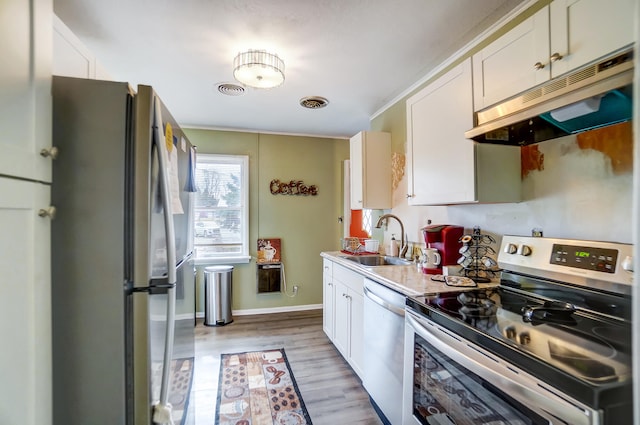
[152,357,195,425]
[216,348,313,425]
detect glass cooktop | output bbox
[406,273,632,409]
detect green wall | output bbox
[185,128,349,313]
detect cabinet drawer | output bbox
[332,263,364,295]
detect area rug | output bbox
[152,357,195,425]
[216,348,313,425]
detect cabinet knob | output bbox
[40,146,59,160]
[533,62,545,70]
[38,206,56,219]
[550,52,564,62]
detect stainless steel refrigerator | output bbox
[51,77,196,425]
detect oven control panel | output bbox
[550,244,618,273]
[498,236,633,293]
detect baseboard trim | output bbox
[195,303,323,319]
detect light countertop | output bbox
[321,251,499,297]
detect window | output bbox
[194,154,249,262]
[362,209,372,236]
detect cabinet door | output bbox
[53,15,95,79]
[322,260,334,340]
[0,0,53,183]
[349,131,391,210]
[333,280,350,358]
[349,291,365,378]
[0,177,52,425]
[549,0,635,77]
[349,133,364,209]
[473,7,550,111]
[406,59,476,205]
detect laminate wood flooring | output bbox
[189,309,383,425]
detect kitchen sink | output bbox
[344,255,413,267]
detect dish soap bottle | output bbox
[389,234,399,257]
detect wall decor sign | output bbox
[270,179,318,196]
[257,238,281,263]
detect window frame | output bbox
[193,153,250,265]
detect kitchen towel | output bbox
[216,348,312,425]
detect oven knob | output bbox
[504,243,518,254]
[505,326,516,339]
[519,332,531,345]
[622,255,634,272]
[517,244,532,256]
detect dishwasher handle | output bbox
[364,286,405,317]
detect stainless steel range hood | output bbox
[465,49,634,145]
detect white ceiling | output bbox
[53,0,527,139]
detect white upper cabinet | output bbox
[406,58,520,205]
[473,7,550,111]
[549,0,635,78]
[473,0,635,111]
[0,0,53,183]
[53,15,111,80]
[349,131,391,210]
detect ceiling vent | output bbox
[216,82,246,96]
[300,96,329,109]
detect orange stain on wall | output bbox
[521,144,544,179]
[576,121,633,175]
[521,121,633,179]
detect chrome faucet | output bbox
[375,214,407,257]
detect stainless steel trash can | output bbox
[203,265,234,326]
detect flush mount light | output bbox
[233,49,285,89]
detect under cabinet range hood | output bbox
[466,48,634,145]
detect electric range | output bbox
[403,235,633,425]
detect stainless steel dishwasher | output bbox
[363,278,405,425]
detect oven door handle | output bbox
[405,311,599,425]
[363,286,405,317]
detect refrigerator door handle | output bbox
[145,252,194,291]
[151,95,178,424]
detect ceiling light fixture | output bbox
[233,49,285,89]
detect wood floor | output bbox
[188,309,383,425]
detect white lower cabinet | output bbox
[322,259,365,379]
[0,177,52,425]
[322,259,334,339]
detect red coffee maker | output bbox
[421,224,464,274]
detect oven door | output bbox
[402,309,601,425]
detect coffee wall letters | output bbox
[270,179,318,196]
